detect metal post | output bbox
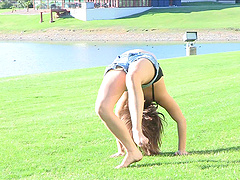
[116,0,119,7]
[50,9,54,23]
[62,0,64,9]
[186,43,197,56]
[40,12,43,23]
[33,0,35,9]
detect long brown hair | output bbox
[119,100,165,155]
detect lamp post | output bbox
[183,32,197,56]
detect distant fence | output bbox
[84,0,151,8]
[33,0,182,9]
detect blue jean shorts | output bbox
[105,51,162,88]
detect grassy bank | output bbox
[0,51,239,179]
[0,3,240,33]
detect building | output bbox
[34,0,181,21]
[33,0,181,9]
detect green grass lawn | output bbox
[0,51,239,179]
[0,3,240,33]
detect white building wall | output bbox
[70,7,152,21]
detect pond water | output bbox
[0,41,240,78]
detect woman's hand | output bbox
[174,150,189,156]
[132,130,149,147]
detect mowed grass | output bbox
[0,3,240,33]
[0,51,239,179]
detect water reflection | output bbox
[0,41,239,78]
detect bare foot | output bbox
[110,152,125,158]
[115,150,143,169]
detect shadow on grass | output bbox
[159,146,240,156]
[131,146,240,168]
[188,146,240,155]
[60,15,74,19]
[133,158,240,168]
[123,4,240,19]
[181,2,240,7]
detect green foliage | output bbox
[0,0,32,9]
[0,1,13,9]
[0,51,239,179]
[17,0,32,8]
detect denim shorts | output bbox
[105,51,162,88]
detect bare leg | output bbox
[111,92,128,158]
[95,70,142,168]
[110,139,125,157]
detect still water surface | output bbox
[0,41,240,78]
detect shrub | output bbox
[0,1,13,9]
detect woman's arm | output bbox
[152,78,188,155]
[166,100,188,155]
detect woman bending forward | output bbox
[95,49,188,168]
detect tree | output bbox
[0,0,13,9]
[17,0,32,11]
